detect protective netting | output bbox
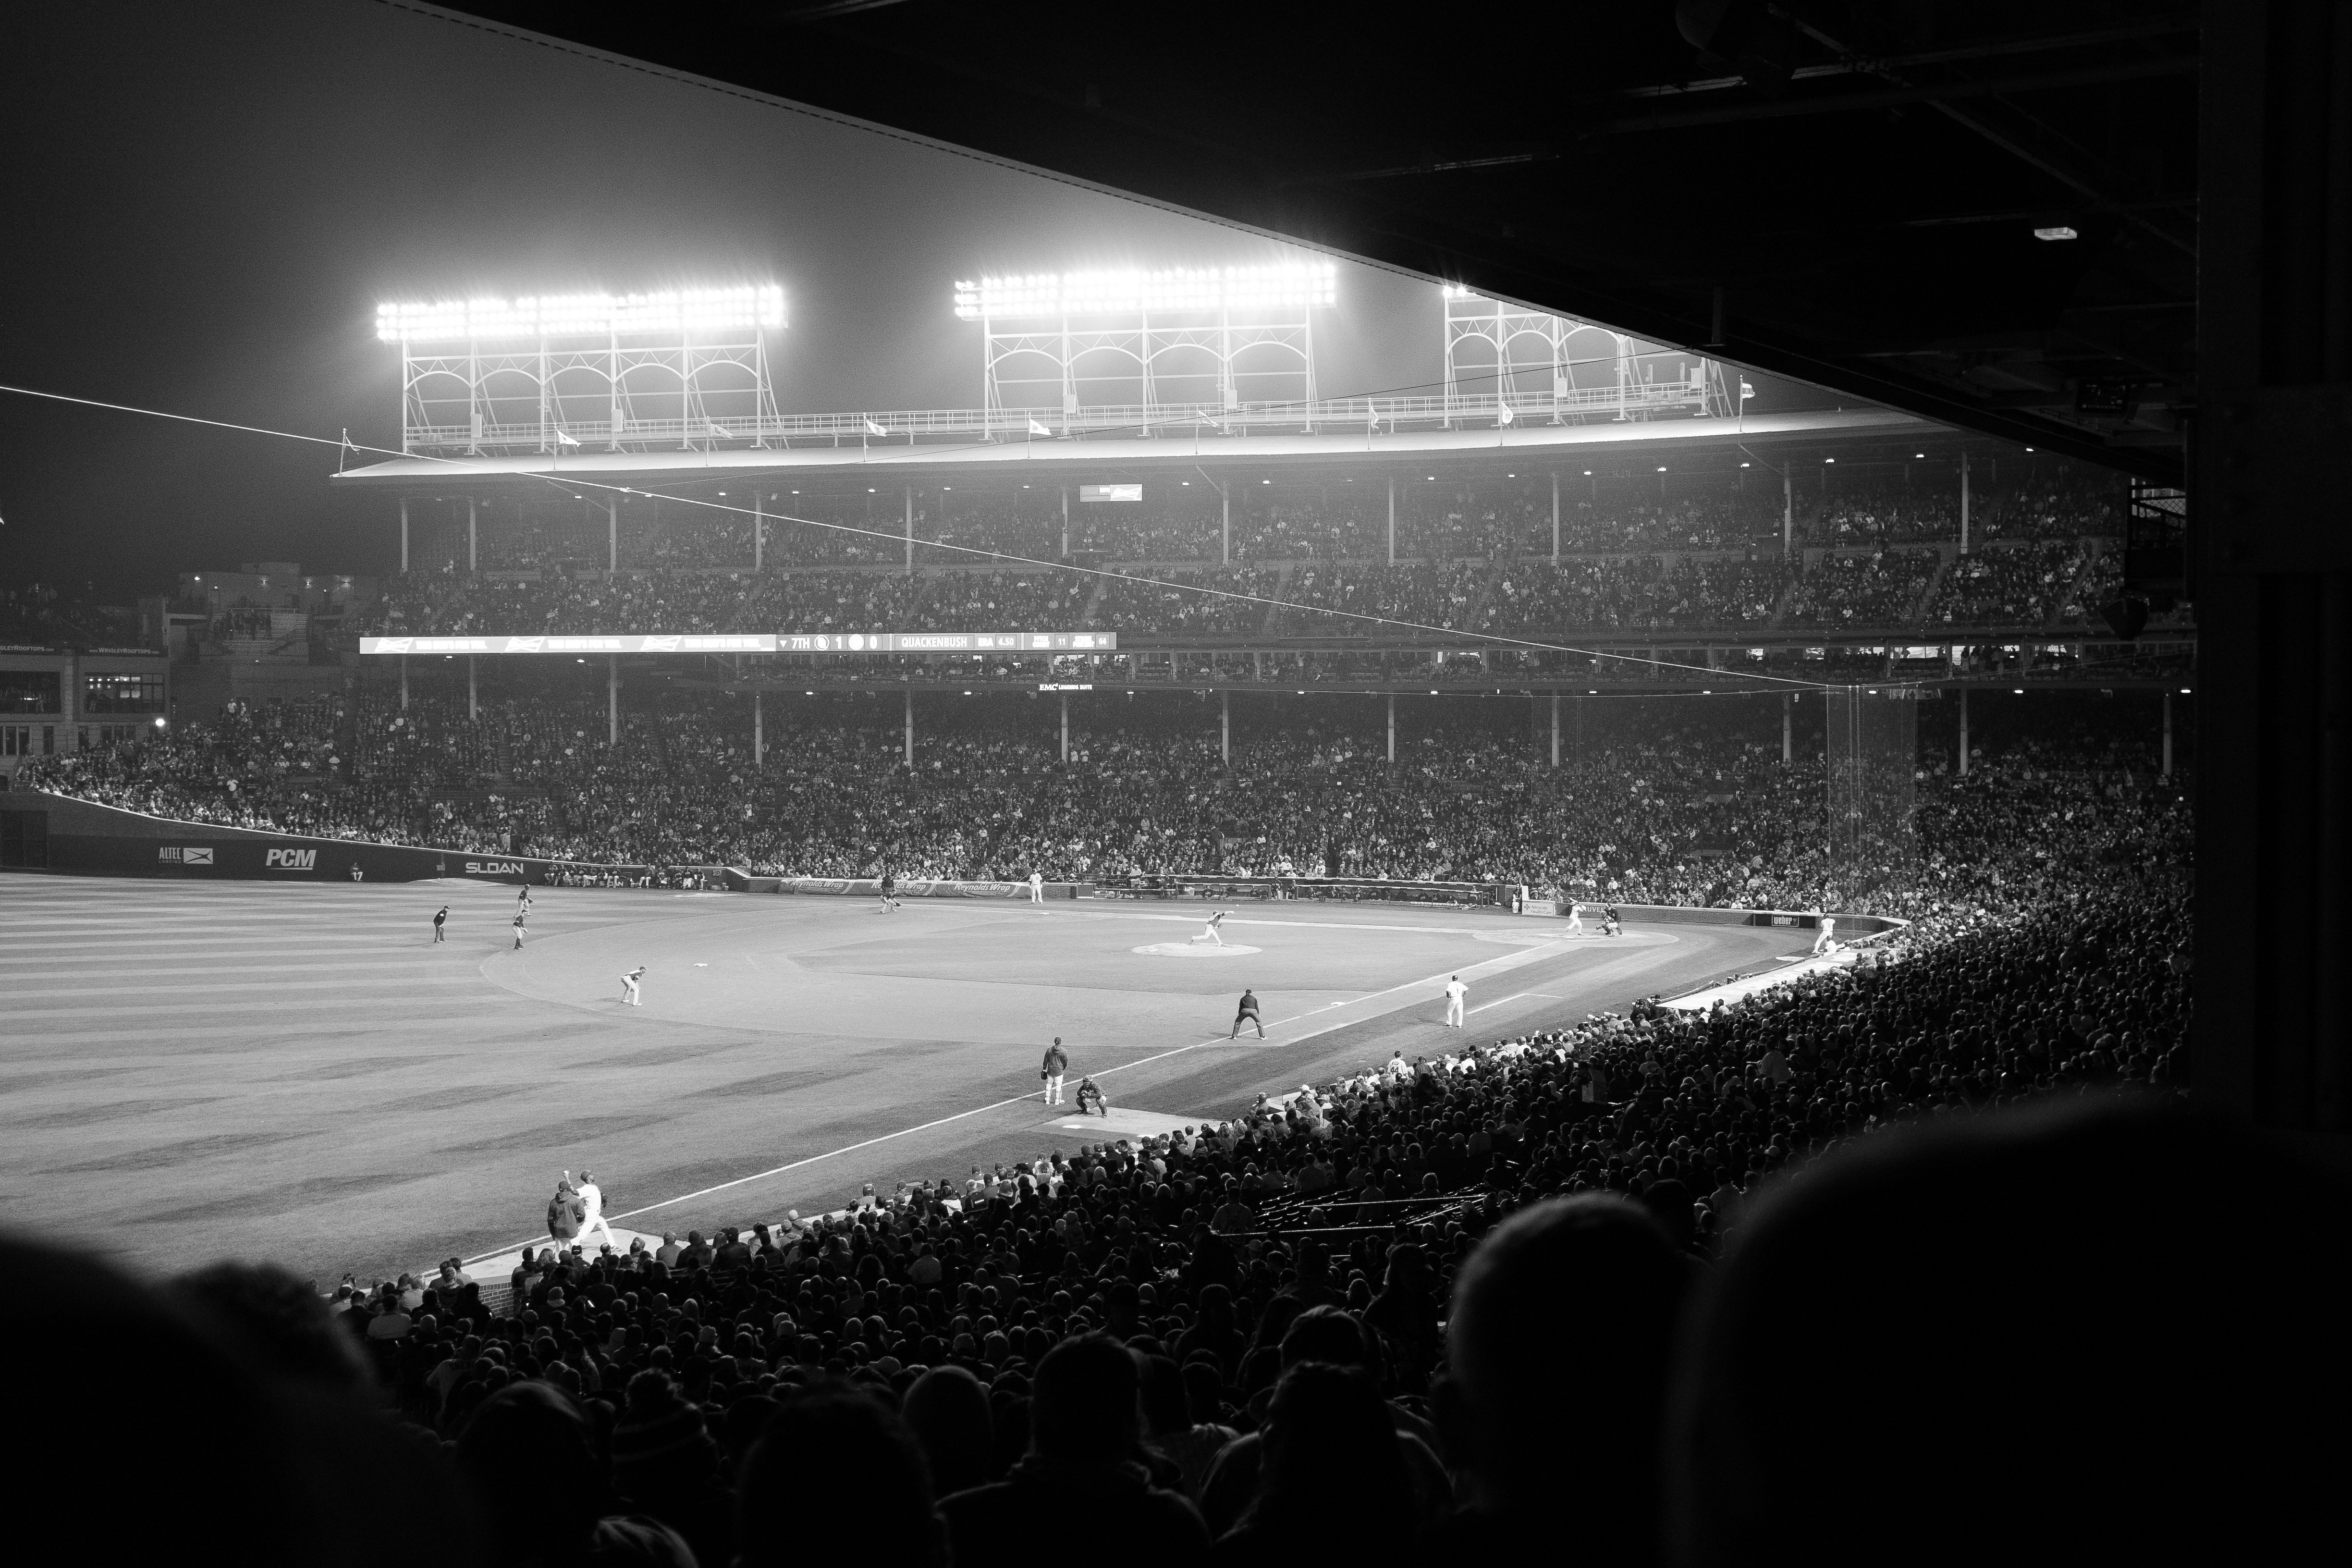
[1824,684,1919,903]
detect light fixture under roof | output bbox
[952,262,1335,320]
[375,284,784,343]
[2033,226,2079,241]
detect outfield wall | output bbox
[0,791,651,885]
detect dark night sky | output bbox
[1,1,1463,596]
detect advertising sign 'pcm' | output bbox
[361,632,1115,656]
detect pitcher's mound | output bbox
[1132,942,1262,957]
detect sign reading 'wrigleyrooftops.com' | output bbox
[359,632,1117,655]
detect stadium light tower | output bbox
[951,262,1335,433]
[375,284,786,456]
[1439,285,1735,428]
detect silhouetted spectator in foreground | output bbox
[1199,1305,1446,1536]
[939,1332,1211,1568]
[611,1369,733,1568]
[737,1382,946,1568]
[1214,1361,1417,1567]
[1668,1096,2352,1568]
[456,1381,693,1568]
[175,1259,378,1398]
[1428,1195,1690,1565]
[902,1363,999,1496]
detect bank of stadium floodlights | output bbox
[953,263,1334,434]
[1439,286,1748,429]
[375,285,785,457]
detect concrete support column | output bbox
[607,496,618,573]
[1550,692,1560,769]
[754,493,764,570]
[399,653,409,710]
[1221,484,1231,565]
[755,690,765,767]
[467,655,477,721]
[904,488,915,575]
[1958,687,1969,776]
[1061,487,1070,559]
[1782,691,1793,764]
[400,497,410,574]
[1782,468,1794,557]
[607,655,618,745]
[1060,693,1069,763]
[903,686,914,768]
[1960,452,1972,556]
[1550,472,1560,563]
[1386,692,1396,763]
[467,498,478,573]
[2162,688,2173,780]
[1221,688,1230,764]
[1386,475,1396,564]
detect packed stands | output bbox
[21,684,2188,915]
[328,470,2169,646]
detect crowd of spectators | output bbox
[1781,548,1941,628]
[20,685,2188,923]
[1927,541,2086,627]
[340,471,2145,645]
[1092,569,1273,635]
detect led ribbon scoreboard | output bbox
[359,632,1116,655]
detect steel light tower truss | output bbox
[953,265,1335,429]
[1440,287,1741,426]
[379,286,786,455]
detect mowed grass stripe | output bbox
[0,925,612,953]
[0,960,514,981]
[0,975,493,1004]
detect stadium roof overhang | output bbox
[331,406,1933,493]
[423,3,2196,483]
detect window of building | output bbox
[82,672,166,713]
[0,671,62,714]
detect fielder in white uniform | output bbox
[620,966,645,1006]
[571,1169,617,1252]
[1189,910,1231,945]
[1028,870,1045,905]
[1443,974,1468,1027]
[1813,916,1838,955]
